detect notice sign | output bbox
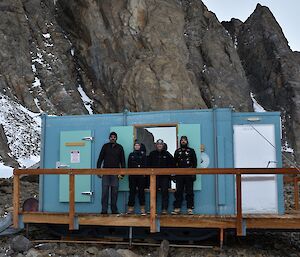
[70,150,80,163]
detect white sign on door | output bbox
[70,150,80,163]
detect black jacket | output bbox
[148,150,175,168]
[128,150,147,168]
[174,146,197,168]
[97,142,125,168]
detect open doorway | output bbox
[135,125,177,189]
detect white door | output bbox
[233,124,278,213]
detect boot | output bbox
[127,206,134,214]
[187,208,193,215]
[171,208,181,215]
[140,206,146,216]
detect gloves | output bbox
[118,175,124,180]
[171,175,176,183]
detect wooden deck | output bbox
[13,167,300,246]
[20,211,300,230]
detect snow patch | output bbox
[0,94,41,162]
[42,33,51,39]
[0,163,13,178]
[31,64,37,73]
[44,42,54,47]
[18,155,40,168]
[250,92,266,112]
[282,141,294,153]
[70,48,75,56]
[32,77,41,88]
[77,85,94,115]
[234,36,238,49]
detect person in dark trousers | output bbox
[148,139,174,214]
[97,132,125,214]
[172,136,197,215]
[127,141,147,215]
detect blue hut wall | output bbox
[39,108,282,215]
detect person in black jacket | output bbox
[148,139,174,214]
[97,132,125,214]
[172,136,197,215]
[127,141,147,215]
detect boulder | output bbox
[158,240,169,257]
[11,235,32,253]
[116,249,140,257]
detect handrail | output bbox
[13,168,300,236]
[13,167,299,176]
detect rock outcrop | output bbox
[56,0,251,112]
[223,4,300,162]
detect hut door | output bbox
[233,124,278,213]
[177,124,201,190]
[59,130,92,202]
[110,126,134,191]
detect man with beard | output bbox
[97,132,125,214]
[148,139,174,214]
[172,136,197,215]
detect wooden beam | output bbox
[294,177,299,210]
[150,174,157,233]
[220,228,224,248]
[69,174,75,230]
[159,216,236,228]
[13,174,20,228]
[133,123,178,128]
[78,215,150,227]
[22,212,69,224]
[236,174,243,236]
[246,216,300,229]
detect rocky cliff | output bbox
[0,0,299,167]
[223,4,300,162]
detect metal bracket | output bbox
[156,218,160,232]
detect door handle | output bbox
[81,191,93,196]
[82,137,94,141]
[56,162,70,169]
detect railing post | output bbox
[236,173,243,236]
[69,173,75,230]
[294,177,299,210]
[13,173,20,228]
[150,173,157,233]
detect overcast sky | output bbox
[201,0,299,51]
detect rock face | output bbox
[0,0,299,165]
[57,0,251,112]
[223,4,300,162]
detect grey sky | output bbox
[201,0,299,51]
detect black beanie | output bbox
[109,131,118,139]
[180,136,188,143]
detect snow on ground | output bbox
[0,163,13,178]
[250,92,266,112]
[0,94,41,176]
[78,85,94,114]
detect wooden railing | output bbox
[13,168,299,235]
[284,176,300,210]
